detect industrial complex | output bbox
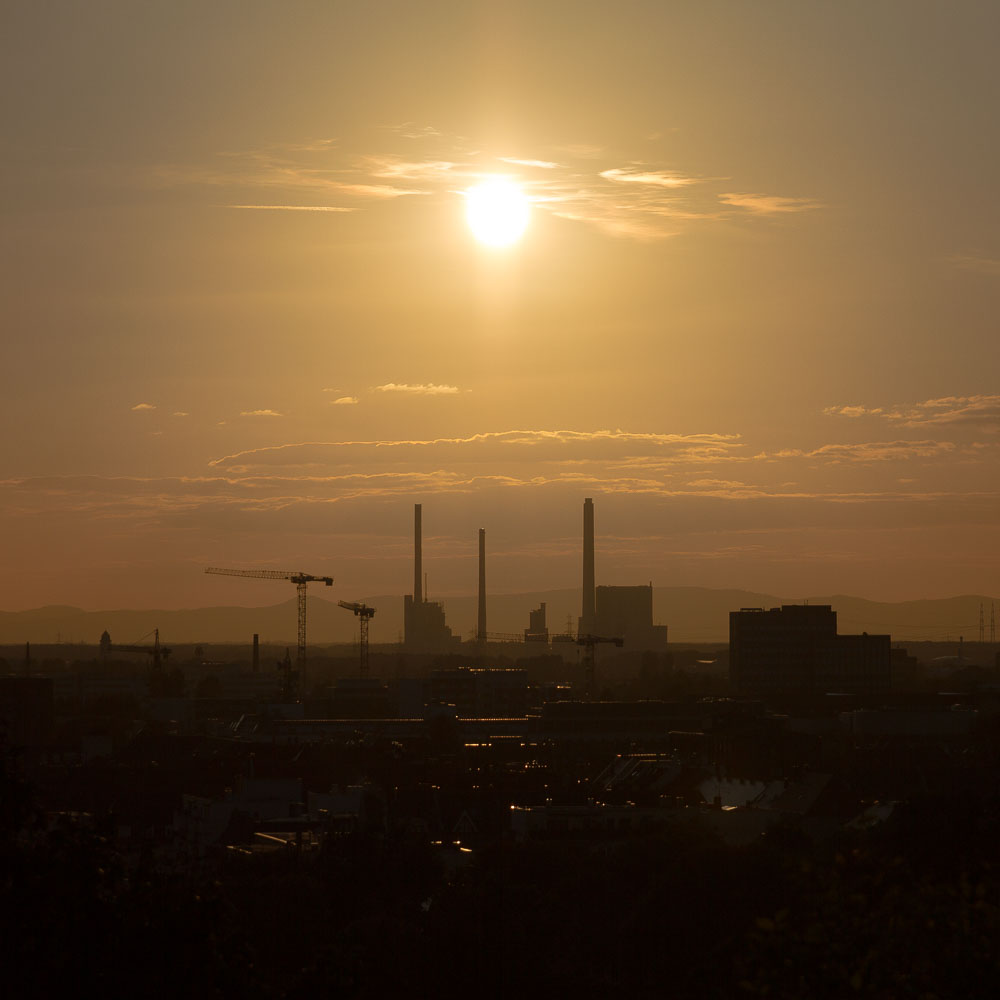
[403,497,668,658]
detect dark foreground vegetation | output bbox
[3,743,999,1000]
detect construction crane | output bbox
[554,633,624,699]
[338,601,375,677]
[108,628,171,670]
[205,567,333,671]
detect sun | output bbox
[464,177,530,247]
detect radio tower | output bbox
[992,603,996,644]
[979,603,985,643]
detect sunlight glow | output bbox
[464,178,530,247]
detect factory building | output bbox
[525,603,548,643]
[730,604,891,694]
[594,584,669,652]
[579,497,669,652]
[403,503,458,652]
[400,497,669,654]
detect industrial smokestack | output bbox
[582,497,596,635]
[478,528,487,643]
[252,633,260,674]
[414,503,423,603]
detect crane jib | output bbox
[203,566,335,675]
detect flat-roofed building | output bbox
[730,605,891,694]
[594,584,668,652]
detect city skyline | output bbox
[3,2,1000,611]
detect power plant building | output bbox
[403,503,457,652]
[525,603,548,643]
[594,584,668,652]
[579,497,668,652]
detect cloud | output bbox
[686,479,749,488]
[153,151,420,202]
[240,409,283,417]
[330,396,358,406]
[770,440,956,463]
[499,157,559,169]
[719,192,822,214]
[949,254,1000,276]
[330,182,422,199]
[8,470,998,539]
[823,404,884,418]
[599,167,698,188]
[173,411,189,417]
[228,204,355,212]
[825,395,1000,433]
[131,403,155,411]
[154,127,824,243]
[207,428,744,473]
[887,395,1000,429]
[380,123,443,140]
[375,383,461,396]
[364,157,460,181]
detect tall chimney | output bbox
[581,497,596,635]
[252,633,260,674]
[414,503,423,603]
[478,528,487,643]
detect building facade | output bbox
[594,584,669,652]
[730,605,890,694]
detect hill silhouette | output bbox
[1,588,995,646]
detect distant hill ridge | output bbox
[2,588,997,645]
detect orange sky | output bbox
[2,1,999,610]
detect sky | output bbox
[2,0,999,612]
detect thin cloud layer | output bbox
[719,192,823,214]
[375,383,461,395]
[229,204,356,213]
[771,440,957,463]
[599,168,699,188]
[154,127,821,241]
[826,395,1000,430]
[823,405,884,418]
[6,411,998,608]
[889,395,1000,429]
[207,429,744,471]
[950,254,1000,276]
[499,157,559,169]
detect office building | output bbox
[730,605,890,693]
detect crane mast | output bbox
[107,628,171,670]
[205,567,333,678]
[338,601,375,677]
[554,633,624,699]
